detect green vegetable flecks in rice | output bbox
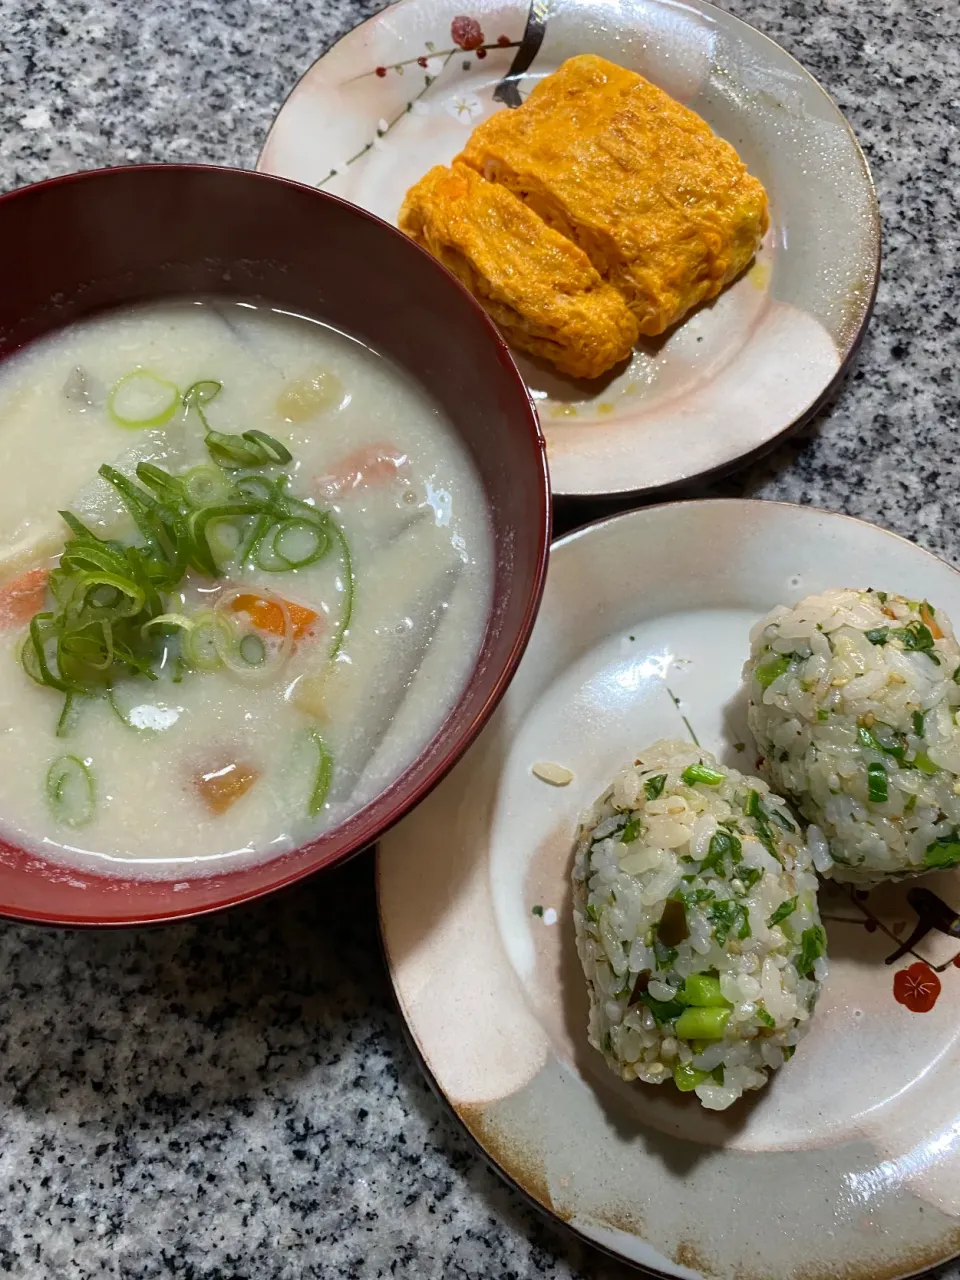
[572,740,825,1111]
[767,897,798,928]
[682,763,725,787]
[674,1063,708,1091]
[925,834,960,869]
[756,654,792,688]
[620,816,641,843]
[867,762,889,804]
[644,773,667,800]
[746,588,960,883]
[798,925,827,977]
[636,991,686,1025]
[709,899,750,945]
[891,621,937,659]
[700,829,741,873]
[913,751,939,776]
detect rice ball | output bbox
[746,588,960,883]
[572,740,824,1111]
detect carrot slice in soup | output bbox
[315,444,409,499]
[230,594,320,642]
[0,567,50,629]
[195,761,260,815]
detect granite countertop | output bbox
[0,0,958,1276]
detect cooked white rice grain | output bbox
[745,588,960,883]
[572,740,824,1110]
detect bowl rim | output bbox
[0,161,552,928]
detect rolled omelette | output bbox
[399,162,638,380]
[458,54,769,337]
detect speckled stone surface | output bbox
[0,0,958,1276]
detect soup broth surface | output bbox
[0,301,492,873]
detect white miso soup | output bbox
[0,301,492,873]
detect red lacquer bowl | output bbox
[0,164,549,926]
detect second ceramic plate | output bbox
[260,0,880,498]
[379,501,960,1279]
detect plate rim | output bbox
[376,496,960,1280]
[257,0,882,501]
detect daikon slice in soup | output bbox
[0,300,493,874]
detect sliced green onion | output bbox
[186,380,222,402]
[867,761,889,803]
[180,611,223,671]
[140,612,195,637]
[108,370,180,429]
[266,519,329,570]
[243,430,293,465]
[212,588,293,684]
[203,517,244,569]
[182,380,222,430]
[186,500,270,576]
[22,613,75,693]
[307,731,334,816]
[329,519,354,659]
[19,418,344,712]
[204,429,291,470]
[239,633,266,666]
[644,774,666,800]
[180,465,233,508]
[46,755,95,827]
[56,692,85,739]
[135,462,185,504]
[234,474,276,503]
[681,763,725,787]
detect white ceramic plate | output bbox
[378,500,960,1279]
[259,0,880,499]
